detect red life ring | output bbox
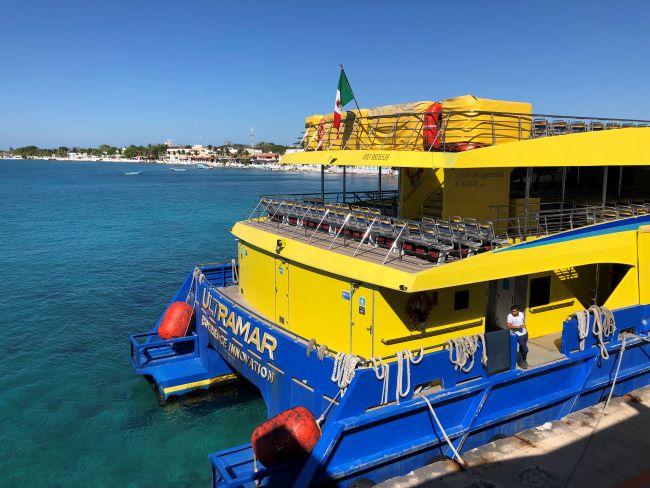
[406,292,433,326]
[422,102,442,150]
[317,117,326,149]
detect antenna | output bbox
[249,126,255,149]
[199,123,202,145]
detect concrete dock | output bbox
[379,385,650,488]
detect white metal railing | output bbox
[295,110,650,153]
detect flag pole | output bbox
[339,64,362,116]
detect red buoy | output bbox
[423,102,442,149]
[158,301,193,340]
[251,406,321,467]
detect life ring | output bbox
[317,117,326,149]
[406,292,433,326]
[422,102,442,150]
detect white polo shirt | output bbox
[507,312,527,336]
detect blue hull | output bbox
[130,263,650,487]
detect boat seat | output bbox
[533,118,548,137]
[550,120,569,135]
[589,122,604,131]
[570,121,586,133]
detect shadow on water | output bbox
[159,379,264,414]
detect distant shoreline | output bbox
[1,156,398,176]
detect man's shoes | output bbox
[522,361,529,370]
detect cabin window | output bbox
[454,290,470,310]
[529,276,551,307]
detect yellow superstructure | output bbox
[227,96,650,360]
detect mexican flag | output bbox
[333,69,355,130]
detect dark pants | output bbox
[516,333,528,363]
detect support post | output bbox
[602,166,609,207]
[342,166,347,203]
[561,167,567,206]
[378,166,382,199]
[618,166,623,198]
[523,167,532,241]
[321,165,325,204]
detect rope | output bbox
[306,339,316,357]
[186,267,201,303]
[562,333,627,488]
[417,391,468,469]
[331,352,361,397]
[576,309,590,351]
[253,452,260,487]
[370,357,390,405]
[306,340,328,360]
[316,344,328,361]
[577,306,616,359]
[395,347,424,404]
[447,334,487,373]
[316,389,342,426]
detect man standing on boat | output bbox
[507,305,528,369]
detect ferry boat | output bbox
[129,95,650,487]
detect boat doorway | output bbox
[486,276,528,332]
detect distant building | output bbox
[251,153,280,163]
[166,144,215,162]
[244,148,263,155]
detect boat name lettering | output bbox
[201,315,275,384]
[362,153,390,161]
[201,288,278,360]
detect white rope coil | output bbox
[370,357,390,405]
[395,347,424,404]
[447,334,487,373]
[576,305,616,359]
[331,352,361,397]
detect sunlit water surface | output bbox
[0,159,395,487]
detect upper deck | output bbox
[233,194,650,290]
[282,97,650,169]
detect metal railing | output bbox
[247,196,650,266]
[489,201,650,241]
[296,110,650,153]
[253,190,399,216]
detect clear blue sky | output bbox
[2,0,649,148]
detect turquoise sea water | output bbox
[0,159,395,487]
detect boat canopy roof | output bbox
[283,95,650,169]
[282,129,650,169]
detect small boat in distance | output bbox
[170,167,186,172]
[124,171,143,176]
[197,163,210,169]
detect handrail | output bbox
[528,300,575,314]
[381,319,484,345]
[296,109,650,153]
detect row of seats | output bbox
[261,199,510,264]
[533,118,648,138]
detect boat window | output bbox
[529,276,551,307]
[454,289,470,310]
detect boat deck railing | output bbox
[259,189,399,215]
[246,196,650,268]
[296,110,650,153]
[490,201,650,241]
